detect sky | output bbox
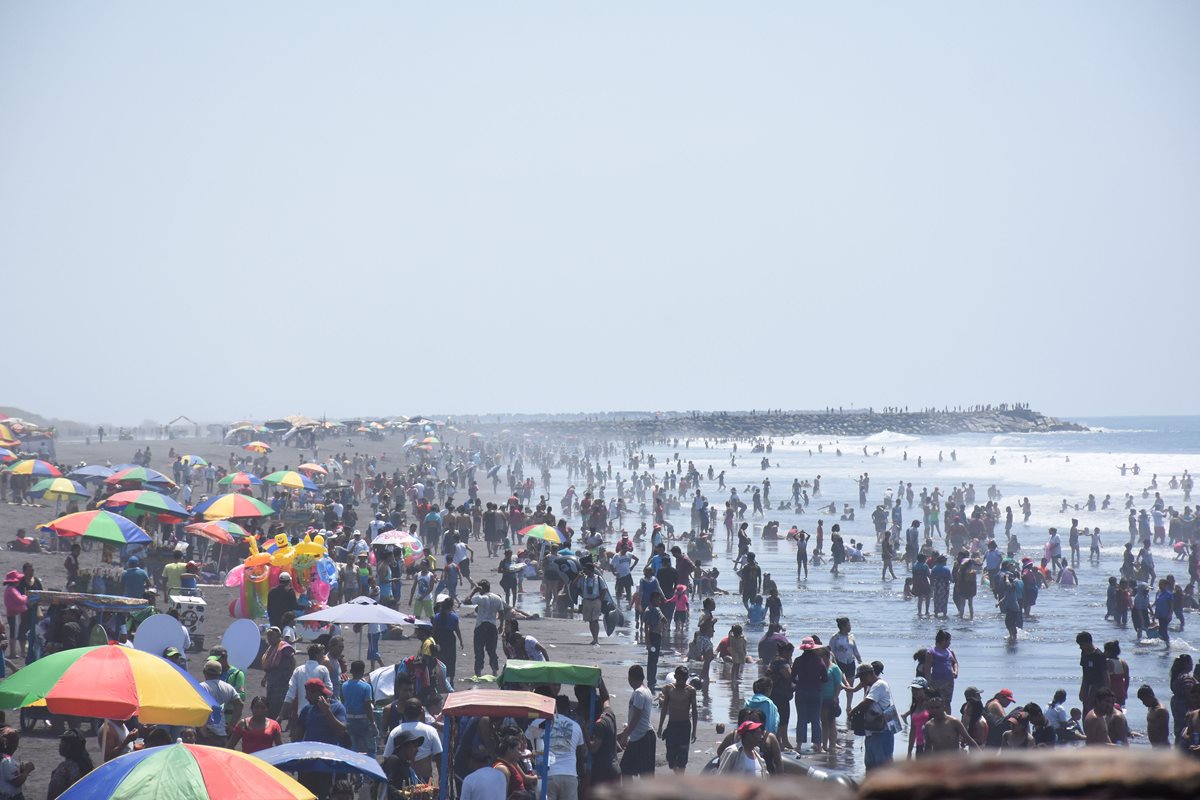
[2,2,1197,424]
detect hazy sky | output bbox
[3,3,1197,424]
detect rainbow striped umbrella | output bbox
[0,644,214,725]
[41,510,151,544]
[296,462,327,476]
[183,519,247,546]
[58,743,315,800]
[180,454,209,466]
[5,458,62,478]
[0,447,16,464]
[29,478,90,502]
[218,471,263,488]
[420,436,440,445]
[243,441,272,453]
[191,492,276,520]
[102,489,190,520]
[262,470,319,491]
[519,523,564,544]
[0,424,17,448]
[105,466,176,488]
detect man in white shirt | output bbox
[617,665,655,778]
[852,662,899,771]
[526,695,584,800]
[382,698,443,782]
[200,660,243,745]
[283,643,333,725]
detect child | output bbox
[727,624,749,683]
[747,595,766,627]
[903,577,914,601]
[1115,580,1132,626]
[669,584,690,633]
[765,587,782,626]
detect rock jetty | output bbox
[467,408,1086,439]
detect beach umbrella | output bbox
[57,743,315,800]
[102,489,191,520]
[486,464,502,478]
[0,447,16,464]
[262,470,319,492]
[29,478,90,502]
[0,644,215,725]
[299,597,421,657]
[420,436,440,445]
[191,492,276,520]
[372,529,421,548]
[67,464,115,483]
[297,595,419,626]
[0,425,17,448]
[5,458,62,478]
[105,466,176,489]
[218,471,263,488]
[296,463,327,476]
[184,519,247,546]
[253,742,386,783]
[519,523,564,545]
[41,510,151,544]
[180,454,209,466]
[243,441,272,453]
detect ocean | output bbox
[537,414,1199,771]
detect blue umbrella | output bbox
[253,742,387,781]
[67,464,115,484]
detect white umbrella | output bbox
[297,596,425,657]
[297,595,419,626]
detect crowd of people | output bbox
[1,432,1199,800]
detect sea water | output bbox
[526,415,1200,772]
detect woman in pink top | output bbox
[4,571,28,660]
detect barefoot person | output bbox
[922,690,979,753]
[656,666,698,774]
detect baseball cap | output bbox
[304,678,332,696]
[909,677,930,690]
[737,720,764,735]
[278,572,292,582]
[963,686,982,701]
[163,646,182,659]
[997,688,1015,702]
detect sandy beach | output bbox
[0,432,732,799]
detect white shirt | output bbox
[283,661,333,713]
[454,542,471,564]
[866,678,902,733]
[459,766,506,800]
[627,685,654,741]
[527,716,583,777]
[611,554,633,578]
[383,720,443,762]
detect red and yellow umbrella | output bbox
[218,471,263,488]
[184,519,248,546]
[0,644,215,724]
[190,492,276,520]
[243,441,272,453]
[296,462,327,476]
[5,458,62,478]
[57,743,315,800]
